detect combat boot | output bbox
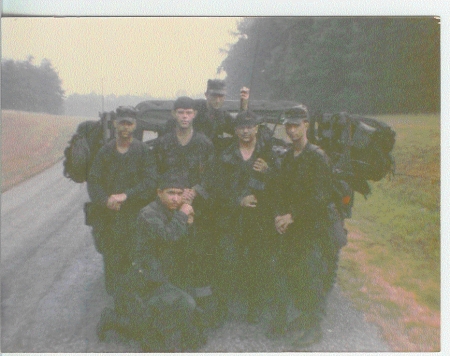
[96,307,117,341]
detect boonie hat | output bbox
[115,106,137,123]
[282,104,309,124]
[234,110,260,128]
[206,79,226,95]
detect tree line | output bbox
[1,56,65,115]
[219,17,440,115]
[64,93,159,118]
[0,57,160,118]
[2,17,439,117]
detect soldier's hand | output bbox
[253,158,269,173]
[275,214,293,234]
[112,193,127,203]
[180,203,195,223]
[240,194,258,208]
[107,195,121,211]
[240,87,250,110]
[182,188,197,205]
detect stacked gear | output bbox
[309,112,396,217]
[63,120,104,183]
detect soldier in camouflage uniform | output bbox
[211,110,279,325]
[96,172,206,352]
[87,106,158,296]
[269,105,345,347]
[152,96,218,327]
[163,79,250,152]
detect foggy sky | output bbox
[1,17,241,98]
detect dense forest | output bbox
[219,17,440,115]
[1,56,65,115]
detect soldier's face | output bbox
[285,121,309,142]
[205,92,225,110]
[158,188,184,210]
[235,125,258,143]
[173,108,196,130]
[114,119,136,139]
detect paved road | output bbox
[1,161,391,353]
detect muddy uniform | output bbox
[87,139,157,295]
[98,198,204,352]
[272,142,342,333]
[212,136,278,321]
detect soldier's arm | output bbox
[142,209,190,243]
[87,147,109,205]
[240,86,250,111]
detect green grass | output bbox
[341,113,440,310]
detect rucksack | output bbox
[63,120,104,183]
[310,112,396,198]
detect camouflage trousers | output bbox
[271,238,338,332]
[112,281,205,351]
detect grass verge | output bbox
[337,114,440,351]
[1,110,92,192]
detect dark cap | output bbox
[158,170,189,190]
[173,96,195,110]
[206,79,226,95]
[282,105,309,124]
[234,110,260,128]
[115,106,137,122]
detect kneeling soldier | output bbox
[96,172,206,352]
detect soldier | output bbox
[163,79,250,152]
[96,172,206,352]
[86,106,158,296]
[192,79,249,151]
[212,110,279,325]
[269,105,345,347]
[152,96,217,327]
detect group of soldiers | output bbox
[85,79,347,351]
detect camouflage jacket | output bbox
[274,142,336,233]
[87,138,158,209]
[213,136,279,216]
[131,199,191,285]
[153,130,214,201]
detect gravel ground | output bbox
[1,161,390,353]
